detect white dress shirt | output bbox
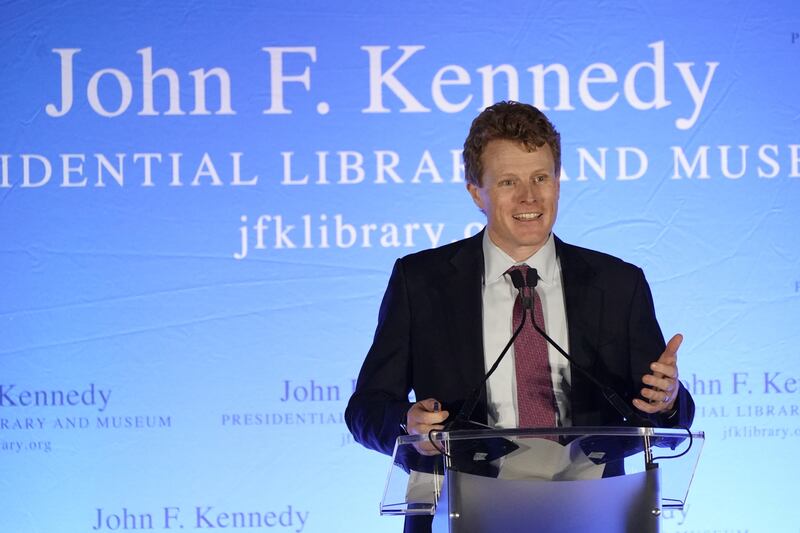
[481,231,572,428]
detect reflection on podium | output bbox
[381,427,703,533]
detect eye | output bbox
[534,174,548,183]
[498,179,515,187]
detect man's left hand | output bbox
[633,333,683,415]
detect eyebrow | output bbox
[496,168,552,177]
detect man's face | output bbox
[467,139,559,261]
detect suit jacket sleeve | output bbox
[345,259,415,456]
[628,267,695,428]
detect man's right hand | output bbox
[406,398,449,456]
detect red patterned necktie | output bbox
[507,265,557,429]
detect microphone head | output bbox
[508,269,525,290]
[526,267,539,288]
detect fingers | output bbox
[650,361,677,379]
[650,334,682,378]
[413,433,446,455]
[639,386,674,404]
[663,333,683,359]
[642,373,674,391]
[406,398,449,456]
[408,399,448,427]
[634,388,676,413]
[417,398,443,415]
[633,397,668,414]
[633,333,683,415]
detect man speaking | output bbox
[345,101,694,532]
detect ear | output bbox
[466,182,484,211]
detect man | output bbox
[345,101,694,531]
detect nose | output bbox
[518,178,538,203]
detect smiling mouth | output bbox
[513,213,542,221]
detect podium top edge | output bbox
[396,426,704,444]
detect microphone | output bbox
[449,270,529,428]
[525,266,538,292]
[521,268,645,424]
[508,268,530,308]
[451,266,648,429]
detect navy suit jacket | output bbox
[345,232,694,530]
[345,232,694,454]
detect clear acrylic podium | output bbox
[380,427,703,533]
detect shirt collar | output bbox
[482,231,558,287]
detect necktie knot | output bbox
[506,264,529,276]
[505,265,529,293]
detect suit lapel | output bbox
[556,237,607,424]
[437,232,486,405]
[555,237,602,371]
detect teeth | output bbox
[513,213,542,220]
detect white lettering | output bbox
[579,64,618,111]
[46,48,80,117]
[262,47,317,114]
[476,64,518,109]
[411,150,443,183]
[757,145,779,178]
[617,147,647,180]
[21,154,52,188]
[0,154,9,188]
[362,45,430,113]
[95,153,125,187]
[61,153,87,187]
[138,47,184,116]
[431,65,472,113]
[374,150,402,184]
[168,152,183,186]
[87,68,133,117]
[191,153,223,186]
[189,67,235,115]
[134,153,161,187]
[451,149,464,183]
[624,41,670,110]
[674,61,719,129]
[230,152,257,185]
[719,145,748,179]
[338,151,365,184]
[790,145,800,177]
[577,148,608,181]
[528,63,574,111]
[671,146,710,179]
[281,151,308,185]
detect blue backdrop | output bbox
[2,1,799,531]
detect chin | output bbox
[514,232,548,246]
